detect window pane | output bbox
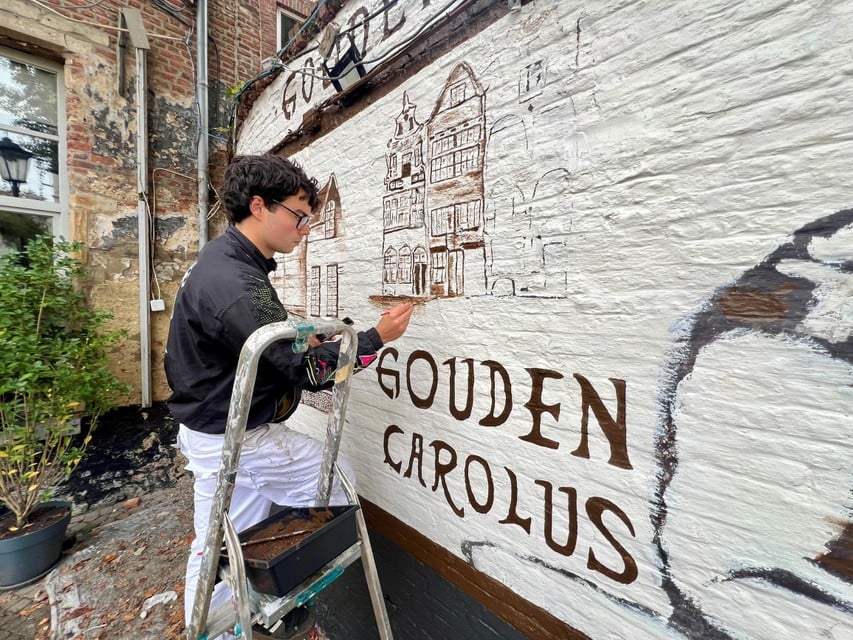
[0,55,58,135]
[0,210,52,254]
[0,131,59,202]
[279,13,299,49]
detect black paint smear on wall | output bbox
[653,208,853,637]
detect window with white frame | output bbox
[0,48,65,252]
[278,8,302,51]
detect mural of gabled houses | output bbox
[381,62,487,300]
[306,173,344,318]
[425,62,487,298]
[382,92,429,298]
[272,173,344,319]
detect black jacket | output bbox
[165,225,383,434]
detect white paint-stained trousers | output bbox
[176,423,354,626]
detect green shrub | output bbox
[0,236,128,531]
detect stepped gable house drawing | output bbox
[382,62,487,299]
[270,173,342,319]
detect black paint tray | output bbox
[229,504,359,597]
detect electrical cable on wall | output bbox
[41,0,111,10]
[141,191,163,305]
[273,0,466,88]
[32,0,185,40]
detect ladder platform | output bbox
[203,541,363,638]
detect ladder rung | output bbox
[202,541,363,637]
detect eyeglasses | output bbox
[271,200,311,229]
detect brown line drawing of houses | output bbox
[381,61,488,300]
[273,58,575,323]
[270,172,342,318]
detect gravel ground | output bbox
[0,404,333,639]
[0,475,192,640]
[46,477,193,640]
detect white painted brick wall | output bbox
[239,1,853,638]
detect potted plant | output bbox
[0,235,128,589]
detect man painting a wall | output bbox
[165,154,413,637]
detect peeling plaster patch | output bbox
[99,215,138,249]
[149,96,196,174]
[83,84,134,168]
[154,216,186,242]
[86,249,137,284]
[154,260,189,284]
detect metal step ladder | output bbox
[186,319,394,640]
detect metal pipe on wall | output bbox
[121,8,153,408]
[136,46,151,408]
[196,0,209,249]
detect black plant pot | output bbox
[0,500,72,590]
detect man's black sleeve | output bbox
[218,282,383,392]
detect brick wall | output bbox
[258,1,317,64]
[0,0,274,402]
[237,1,853,639]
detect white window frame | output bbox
[0,47,67,241]
[277,8,303,51]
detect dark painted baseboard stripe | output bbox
[361,498,592,640]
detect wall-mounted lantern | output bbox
[324,35,367,92]
[0,137,33,198]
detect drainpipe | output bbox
[121,8,153,408]
[137,47,152,408]
[197,0,209,249]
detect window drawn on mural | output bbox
[325,263,338,317]
[308,265,320,316]
[381,63,487,300]
[322,198,335,238]
[519,60,546,102]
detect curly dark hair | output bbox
[221,154,320,223]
